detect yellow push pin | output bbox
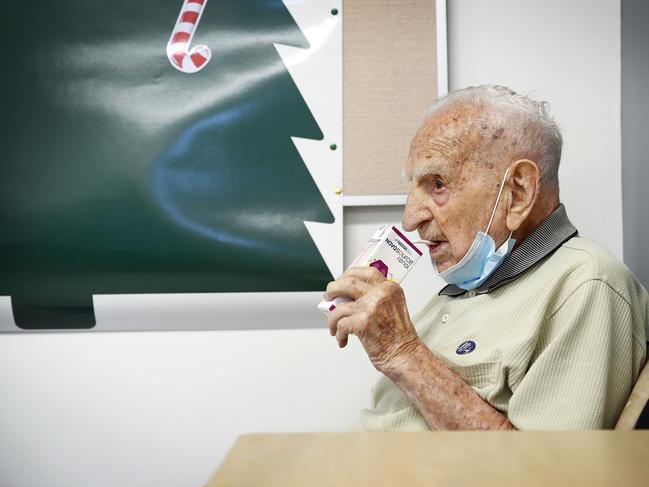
[334,187,343,195]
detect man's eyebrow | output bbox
[411,161,448,180]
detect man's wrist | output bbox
[379,338,430,381]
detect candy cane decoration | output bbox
[167,0,211,74]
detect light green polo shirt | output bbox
[357,207,648,431]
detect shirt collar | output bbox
[439,203,578,297]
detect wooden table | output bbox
[206,431,649,486]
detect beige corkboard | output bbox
[343,0,439,196]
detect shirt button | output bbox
[466,290,476,298]
[441,313,449,323]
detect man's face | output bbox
[402,105,510,272]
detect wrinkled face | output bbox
[402,105,511,272]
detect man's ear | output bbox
[506,159,540,232]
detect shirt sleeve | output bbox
[507,279,646,430]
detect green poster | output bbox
[0,0,336,330]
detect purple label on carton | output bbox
[370,259,389,278]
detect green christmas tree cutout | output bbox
[0,0,334,329]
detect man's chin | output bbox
[432,259,454,272]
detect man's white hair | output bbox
[427,85,563,188]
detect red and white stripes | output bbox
[166,0,211,74]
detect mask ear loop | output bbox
[485,166,512,236]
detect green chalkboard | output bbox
[0,0,334,329]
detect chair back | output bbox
[616,354,649,429]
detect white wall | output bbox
[0,329,381,487]
[448,0,623,258]
[0,1,623,486]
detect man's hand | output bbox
[324,267,421,374]
[324,266,515,431]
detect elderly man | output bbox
[325,85,649,430]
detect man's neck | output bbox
[514,194,560,244]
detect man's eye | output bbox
[432,179,446,191]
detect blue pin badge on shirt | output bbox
[456,340,476,355]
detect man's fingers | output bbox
[334,312,369,348]
[341,266,387,284]
[323,267,388,301]
[327,302,355,337]
[336,316,354,348]
[324,275,371,301]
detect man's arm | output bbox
[382,339,515,430]
[505,279,646,429]
[325,267,514,430]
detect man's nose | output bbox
[402,189,432,232]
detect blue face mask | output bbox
[433,168,516,291]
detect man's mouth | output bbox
[427,240,449,257]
